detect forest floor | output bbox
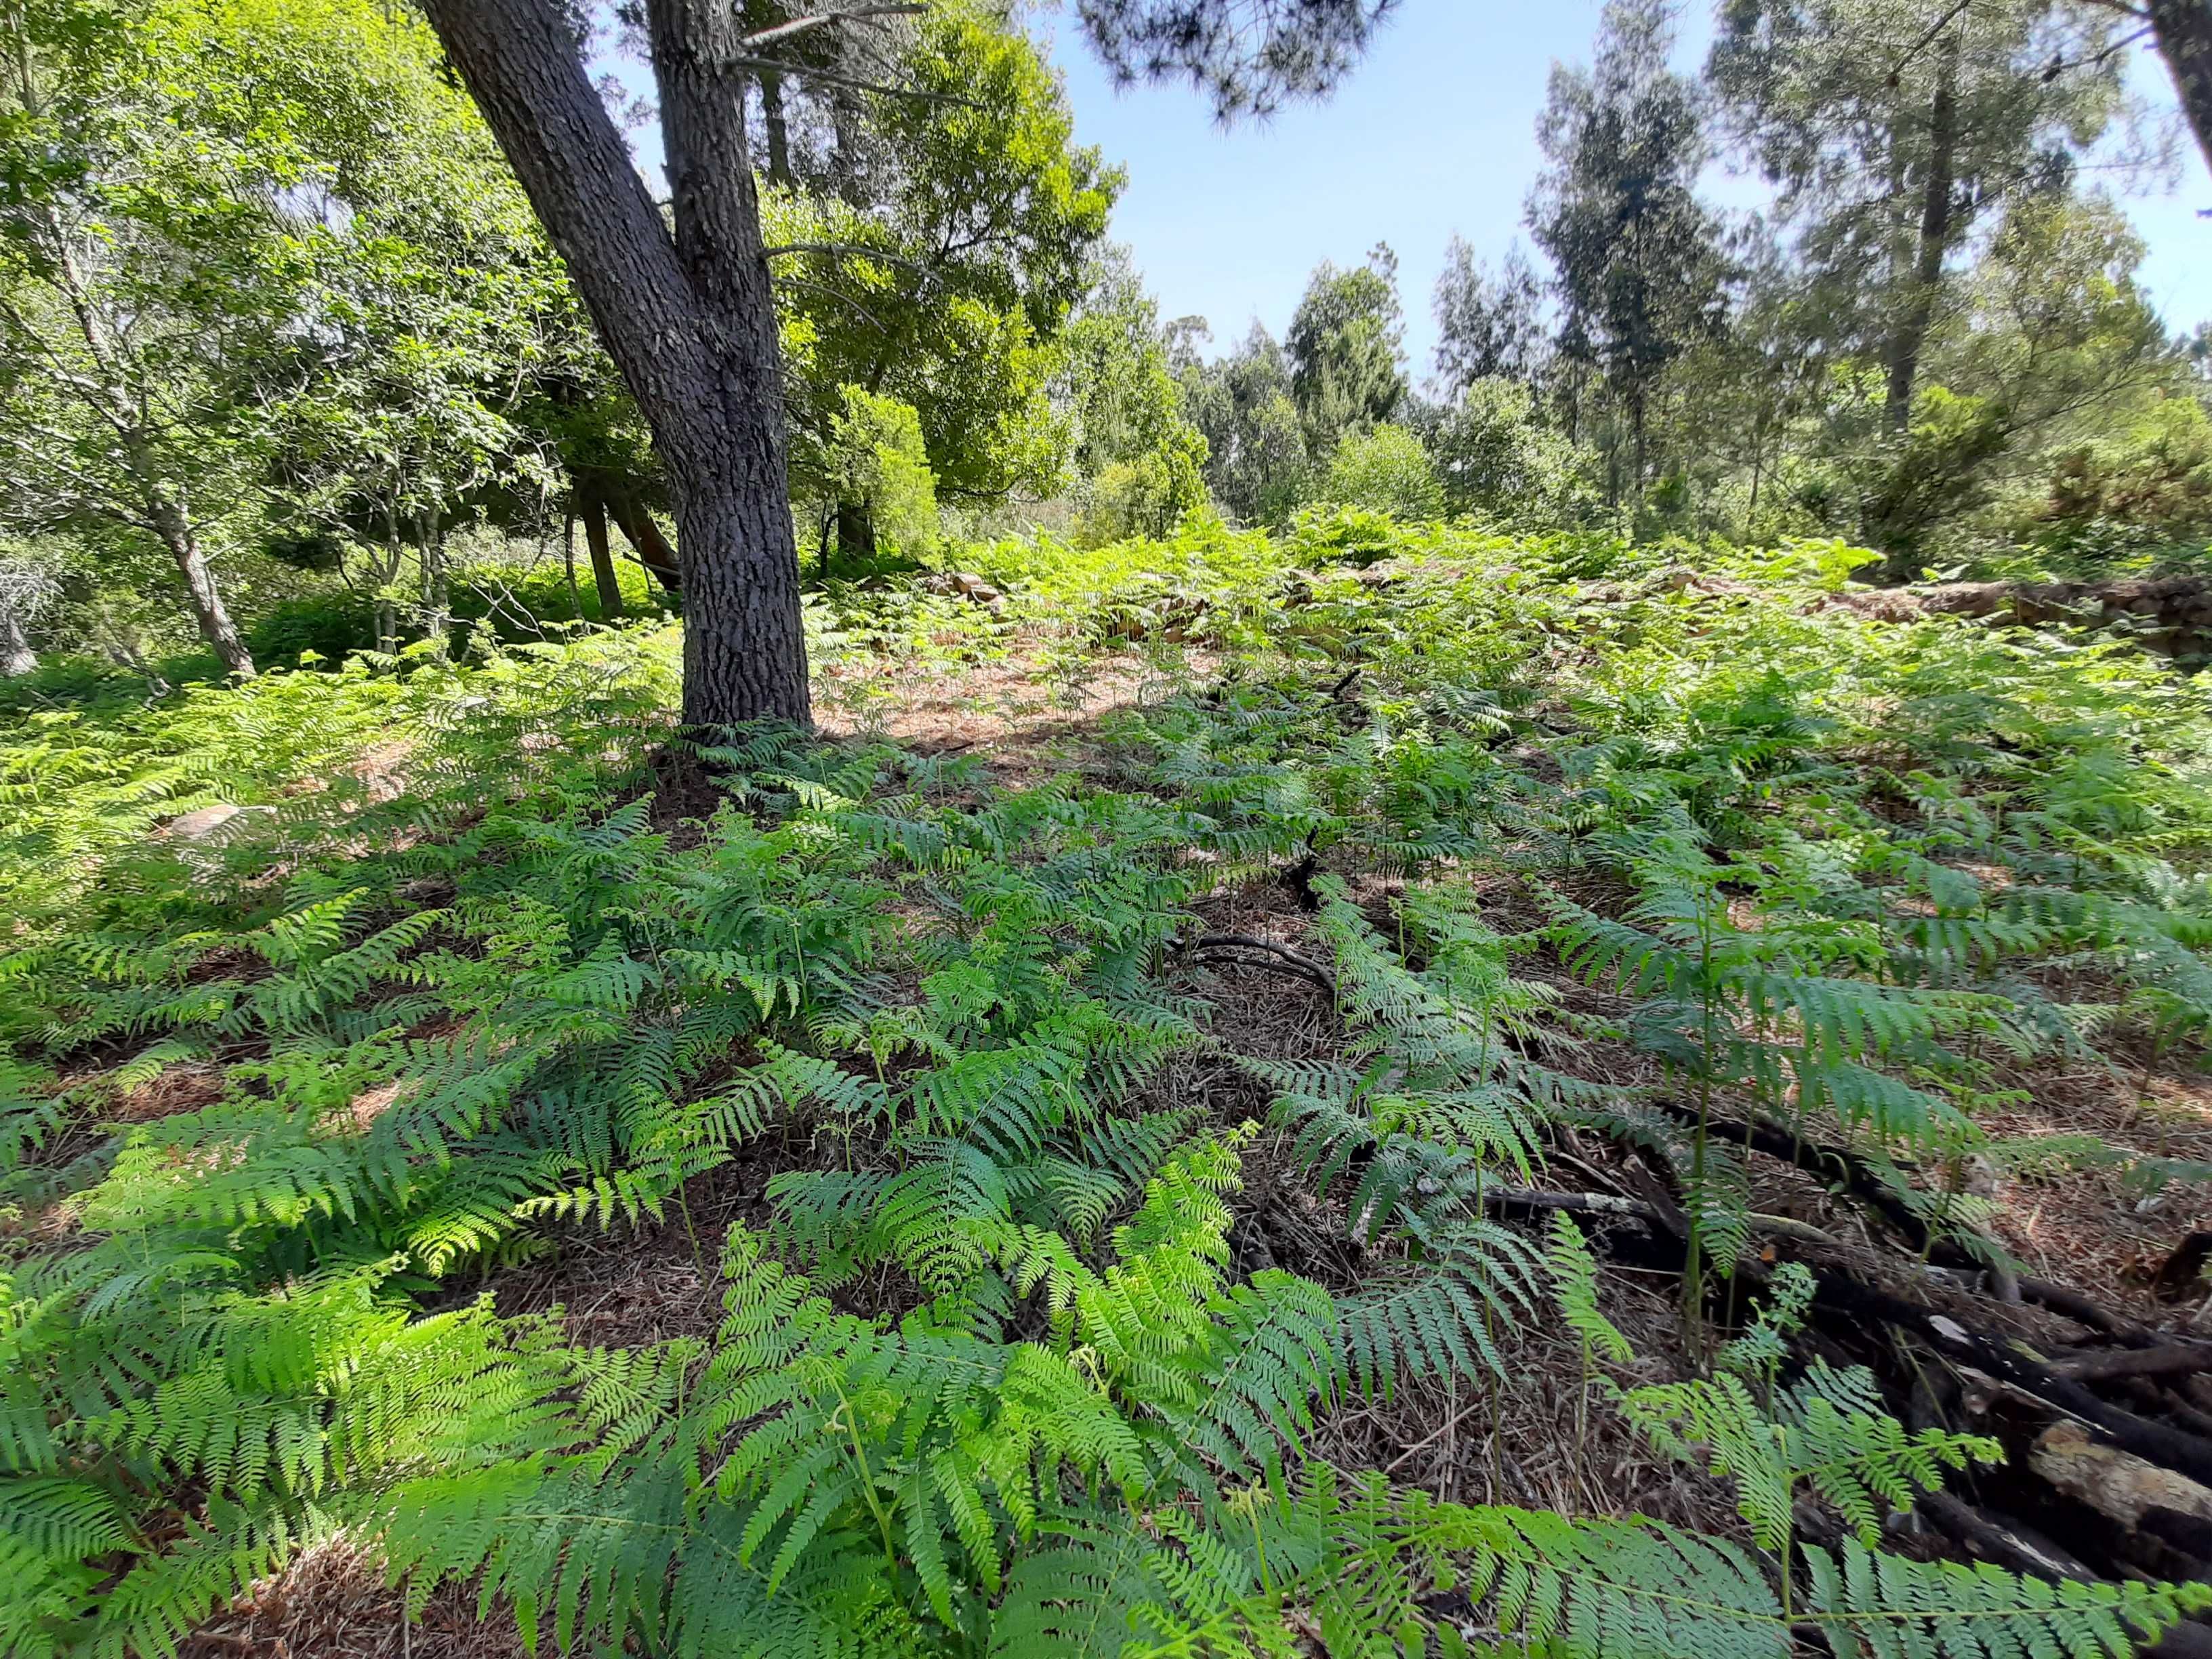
[11,529,2212,1658]
[163,625,2212,1659]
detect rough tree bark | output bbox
[419,0,810,731]
[1885,30,1959,436]
[2148,0,2212,182]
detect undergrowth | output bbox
[4,524,2211,1656]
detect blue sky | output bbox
[1035,3,2211,378]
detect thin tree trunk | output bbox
[579,485,624,617]
[2148,0,2212,184]
[1885,35,1959,435]
[834,498,876,566]
[0,595,33,676]
[144,478,253,677]
[1630,391,1647,504]
[561,507,583,617]
[419,506,449,654]
[761,68,793,187]
[421,0,810,732]
[604,487,684,592]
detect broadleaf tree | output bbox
[765,5,1119,558]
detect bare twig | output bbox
[741,4,922,49]
[1186,932,1335,991]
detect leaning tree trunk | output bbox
[420,0,810,732]
[577,485,625,617]
[142,476,253,678]
[1884,33,1959,436]
[2148,0,2212,183]
[603,485,684,592]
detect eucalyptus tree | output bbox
[1286,245,1410,457]
[1530,0,1729,501]
[1054,247,1210,529]
[1181,323,1315,526]
[1432,239,1550,401]
[1709,0,2138,435]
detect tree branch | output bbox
[741,5,922,49]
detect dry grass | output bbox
[813,634,1206,785]
[180,1537,533,1659]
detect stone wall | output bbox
[1827,576,2212,668]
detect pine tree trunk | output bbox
[1885,37,1959,435]
[420,0,810,732]
[2148,0,2212,183]
[579,486,625,617]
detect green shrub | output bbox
[1319,422,1444,520]
[1431,375,1593,525]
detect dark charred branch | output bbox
[1806,1266,2212,1488]
[1185,932,1335,991]
[2049,1344,2212,1383]
[2154,1231,2212,1302]
[1650,1097,1934,1249]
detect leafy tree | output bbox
[764,5,1118,558]
[1321,422,1444,519]
[1433,237,1550,400]
[1057,247,1210,512]
[1929,190,2170,441]
[0,0,334,677]
[1181,323,1316,526]
[1432,377,1595,523]
[251,11,579,655]
[2015,388,2212,556]
[1709,0,2136,436]
[1286,243,1410,457]
[0,542,56,676]
[1530,0,1729,502]
[819,387,938,570]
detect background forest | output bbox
[0,0,2205,691]
[9,1,2212,1658]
